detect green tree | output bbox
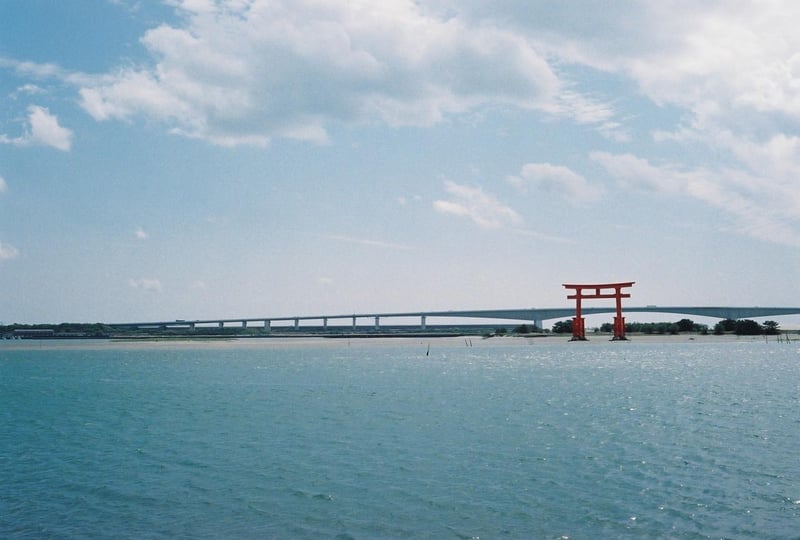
[734,319,762,335]
[720,318,737,331]
[676,318,695,332]
[762,320,780,335]
[552,320,573,334]
[667,323,679,335]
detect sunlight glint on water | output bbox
[2,339,799,538]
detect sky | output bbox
[2,0,800,326]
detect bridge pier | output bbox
[294,318,299,330]
[218,321,224,328]
[323,317,328,329]
[421,315,426,330]
[352,316,357,330]
[534,318,543,332]
[264,320,271,333]
[374,316,380,330]
[241,320,247,328]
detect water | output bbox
[1,338,799,539]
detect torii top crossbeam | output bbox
[563,281,635,296]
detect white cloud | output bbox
[510,228,575,244]
[0,241,19,260]
[134,226,148,240]
[508,162,603,205]
[0,105,73,151]
[458,2,800,247]
[408,0,800,243]
[590,151,678,193]
[0,175,7,193]
[434,180,522,229]
[620,3,800,124]
[591,151,800,247]
[467,2,800,134]
[9,83,45,99]
[74,0,626,146]
[547,89,629,141]
[397,194,422,206]
[325,234,412,250]
[0,57,69,80]
[128,278,162,292]
[26,105,73,150]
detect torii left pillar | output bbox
[563,282,635,341]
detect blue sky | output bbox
[2,0,800,326]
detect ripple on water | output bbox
[1,341,799,538]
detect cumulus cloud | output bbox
[453,2,800,131]
[74,0,624,146]
[434,180,522,229]
[508,162,603,205]
[27,106,73,150]
[0,241,19,260]
[619,3,800,125]
[0,105,73,151]
[128,277,162,292]
[0,175,7,193]
[134,226,148,240]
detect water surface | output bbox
[2,338,798,538]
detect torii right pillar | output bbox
[563,281,635,341]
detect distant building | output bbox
[13,329,56,338]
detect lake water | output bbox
[2,338,799,539]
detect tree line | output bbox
[548,318,782,335]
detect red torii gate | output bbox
[563,281,635,341]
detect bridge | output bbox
[109,306,800,333]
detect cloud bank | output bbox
[77,0,609,146]
[4,0,800,248]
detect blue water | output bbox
[2,339,799,539]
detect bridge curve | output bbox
[110,306,800,331]
[428,306,800,322]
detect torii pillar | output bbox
[563,282,635,341]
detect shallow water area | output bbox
[2,337,799,538]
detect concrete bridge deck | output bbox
[110,306,800,331]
